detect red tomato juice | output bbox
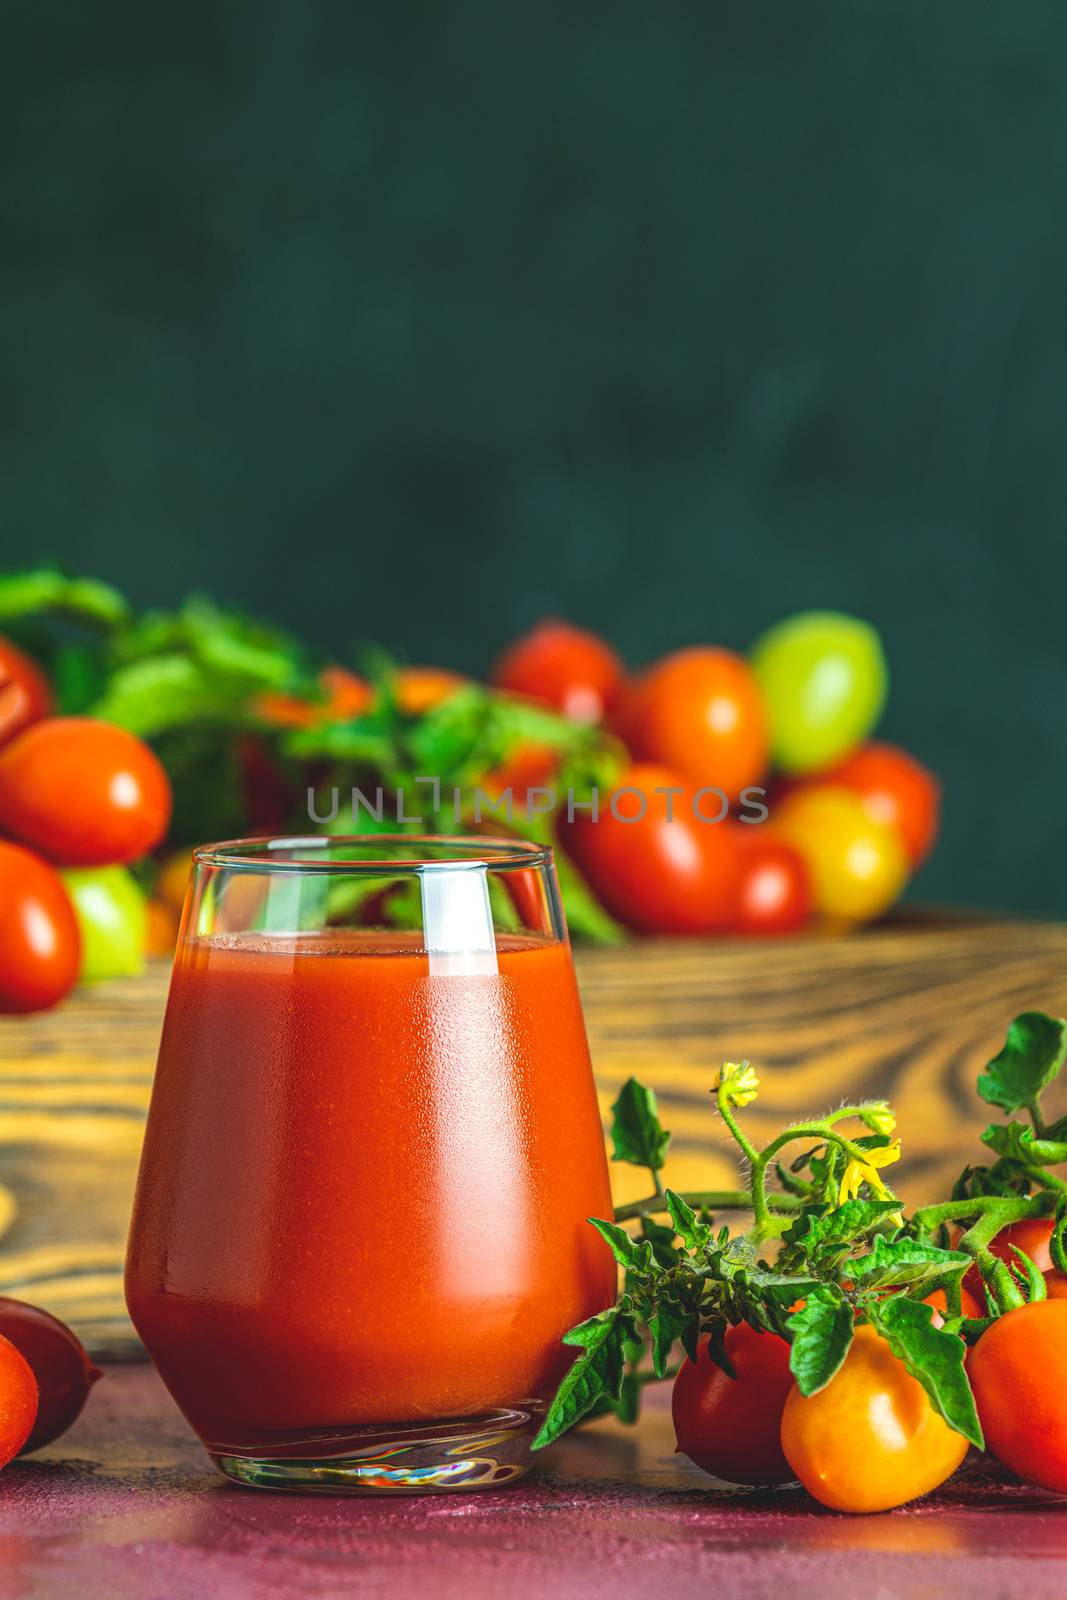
[125,929,615,1456]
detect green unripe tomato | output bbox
[60,867,146,982]
[750,611,888,774]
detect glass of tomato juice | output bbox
[125,836,615,1493]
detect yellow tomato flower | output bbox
[861,1103,896,1137]
[838,1139,901,1203]
[716,1060,760,1108]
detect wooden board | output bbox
[1,915,1065,1357]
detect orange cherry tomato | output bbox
[969,1300,1067,1493]
[779,1323,969,1512]
[810,742,940,869]
[672,1327,795,1485]
[254,668,372,730]
[155,849,193,917]
[491,621,624,724]
[733,834,811,935]
[479,743,559,804]
[559,763,741,935]
[958,1218,1054,1303]
[145,898,179,959]
[317,666,373,719]
[0,1333,38,1466]
[251,691,319,729]
[614,648,768,801]
[0,718,171,867]
[393,667,468,716]
[925,1285,982,1326]
[0,637,53,749]
[771,784,908,923]
[0,841,81,1014]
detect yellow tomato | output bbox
[771,785,907,922]
[780,1325,968,1512]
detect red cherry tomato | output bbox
[0,1334,38,1466]
[958,1218,1054,1303]
[614,648,768,801]
[672,1326,795,1484]
[0,718,172,867]
[1045,1272,1067,1301]
[970,1300,1067,1492]
[816,742,940,868]
[492,621,624,724]
[559,763,741,935]
[0,1298,100,1453]
[0,841,81,1013]
[733,834,812,935]
[0,637,53,748]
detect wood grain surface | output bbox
[1,916,1065,1356]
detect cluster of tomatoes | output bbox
[673,1218,1067,1512]
[0,1296,99,1468]
[490,615,939,936]
[0,637,171,1014]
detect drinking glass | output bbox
[125,836,615,1493]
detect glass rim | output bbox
[192,834,553,875]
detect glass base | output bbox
[209,1407,540,1494]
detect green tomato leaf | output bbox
[867,1295,983,1448]
[0,568,130,627]
[784,1198,901,1253]
[531,1305,638,1450]
[848,1235,971,1291]
[978,1012,1067,1114]
[606,1372,641,1426]
[978,1120,1067,1169]
[609,1079,670,1172]
[640,1213,684,1270]
[664,1188,711,1251]
[89,655,249,737]
[787,1287,854,1396]
[179,597,303,687]
[1053,1215,1067,1276]
[648,1304,695,1378]
[588,1217,651,1273]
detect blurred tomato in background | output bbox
[771,785,908,923]
[0,842,81,1013]
[751,612,888,775]
[819,743,940,869]
[560,763,741,935]
[0,719,170,867]
[614,647,767,801]
[733,834,812,936]
[0,639,53,748]
[393,667,469,716]
[0,592,945,1008]
[492,621,624,724]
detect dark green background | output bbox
[2,3,1064,914]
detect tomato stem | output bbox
[748,1119,900,1240]
[612,1189,803,1222]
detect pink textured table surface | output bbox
[1,1363,1064,1600]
